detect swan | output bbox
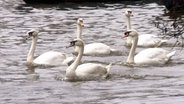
[65,39,112,81]
[124,9,167,47]
[26,29,74,66]
[123,29,176,65]
[75,18,122,56]
[124,9,133,46]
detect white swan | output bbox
[65,39,112,81]
[124,9,133,46]
[123,29,176,65]
[124,9,167,47]
[75,18,122,56]
[26,29,74,66]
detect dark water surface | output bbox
[0,0,184,104]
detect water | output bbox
[0,0,184,103]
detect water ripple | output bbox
[0,0,184,103]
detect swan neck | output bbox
[66,45,84,79]
[125,15,131,30]
[73,45,83,67]
[27,37,38,64]
[75,24,83,53]
[76,24,82,39]
[127,36,138,64]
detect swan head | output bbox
[68,39,84,48]
[77,18,84,27]
[123,29,138,38]
[124,9,133,17]
[26,29,39,39]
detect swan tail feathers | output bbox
[110,48,122,56]
[156,39,168,47]
[160,40,168,45]
[167,51,176,58]
[161,39,168,43]
[63,56,75,66]
[106,63,112,73]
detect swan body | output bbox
[65,39,112,81]
[137,34,167,47]
[123,29,175,65]
[84,43,111,55]
[124,9,167,47]
[135,48,176,65]
[33,51,74,66]
[75,18,122,56]
[75,63,111,79]
[84,43,121,56]
[84,43,120,56]
[26,29,74,66]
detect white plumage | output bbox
[26,29,74,66]
[75,18,121,56]
[65,39,112,81]
[124,29,175,65]
[124,9,167,47]
[33,51,74,66]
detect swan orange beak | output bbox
[129,13,133,17]
[66,45,72,48]
[66,43,74,48]
[80,22,84,27]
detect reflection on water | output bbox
[0,0,184,103]
[153,10,184,47]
